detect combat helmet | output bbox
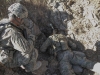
[8,3,28,19]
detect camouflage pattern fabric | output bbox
[0,19,37,72]
[57,50,96,75]
[40,34,97,75]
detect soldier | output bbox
[40,29,100,75]
[0,3,42,73]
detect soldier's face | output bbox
[15,17,23,26]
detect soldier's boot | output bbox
[82,60,100,74]
[31,61,42,75]
[21,61,42,72]
[70,52,100,74]
[33,61,42,71]
[91,62,100,74]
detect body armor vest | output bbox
[52,34,70,52]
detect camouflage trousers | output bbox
[57,50,96,75]
[4,49,38,72]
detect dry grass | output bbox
[0,0,47,20]
[0,0,16,19]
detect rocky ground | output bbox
[0,0,100,75]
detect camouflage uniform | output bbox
[40,34,98,75]
[0,3,40,72]
[0,19,38,71]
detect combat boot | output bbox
[33,61,42,71]
[21,61,42,72]
[32,61,42,75]
[91,62,100,74]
